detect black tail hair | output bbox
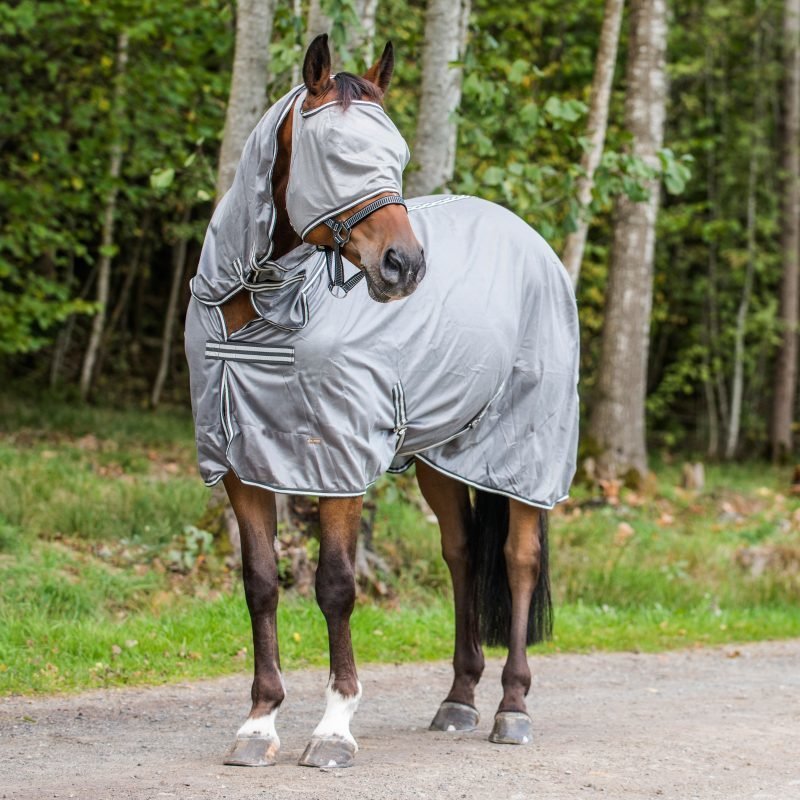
[468,490,553,647]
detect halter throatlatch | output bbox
[322,195,407,298]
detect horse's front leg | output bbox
[299,496,363,768]
[416,462,484,732]
[489,501,544,746]
[222,473,284,766]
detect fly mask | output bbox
[285,95,411,298]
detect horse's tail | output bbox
[468,490,553,647]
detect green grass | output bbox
[1,393,799,695]
[0,391,195,449]
[3,576,797,694]
[0,580,456,694]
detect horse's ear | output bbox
[303,33,332,96]
[363,41,394,93]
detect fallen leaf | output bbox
[614,522,635,546]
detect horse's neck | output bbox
[270,111,302,260]
[221,109,301,336]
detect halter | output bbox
[322,194,407,298]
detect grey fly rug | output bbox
[185,88,579,509]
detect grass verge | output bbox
[3,584,798,694]
[1,394,799,695]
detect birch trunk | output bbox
[79,31,129,401]
[94,218,150,383]
[588,0,668,480]
[703,42,726,459]
[291,0,303,86]
[215,0,275,201]
[561,0,625,287]
[725,148,758,459]
[772,0,800,461]
[306,0,379,69]
[725,18,764,460]
[150,210,191,409]
[350,0,378,66]
[405,0,471,198]
[306,0,331,43]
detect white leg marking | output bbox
[237,709,279,744]
[236,671,283,743]
[311,675,363,749]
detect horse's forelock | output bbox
[334,73,384,109]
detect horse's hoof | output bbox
[489,711,533,745]
[429,701,480,732]
[298,735,356,768]
[223,736,279,767]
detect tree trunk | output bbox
[94,212,151,381]
[561,0,625,287]
[405,0,471,198]
[79,31,129,401]
[703,354,719,459]
[105,219,148,341]
[215,0,275,201]
[725,16,764,460]
[349,0,378,67]
[305,0,378,69]
[306,0,331,43]
[726,144,758,459]
[772,0,800,462]
[588,0,668,480]
[291,0,303,86]
[50,254,79,388]
[703,41,727,459]
[151,209,191,409]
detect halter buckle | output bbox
[329,221,351,247]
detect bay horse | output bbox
[185,34,579,768]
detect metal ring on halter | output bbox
[328,221,352,247]
[321,195,407,299]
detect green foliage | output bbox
[645,0,784,453]
[0,0,792,451]
[0,0,230,357]
[164,526,216,573]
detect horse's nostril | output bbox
[416,249,427,282]
[380,249,403,285]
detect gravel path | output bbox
[2,640,799,800]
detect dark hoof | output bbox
[223,736,279,767]
[489,711,533,745]
[298,736,356,768]
[429,701,480,732]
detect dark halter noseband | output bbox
[322,194,407,298]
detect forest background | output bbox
[3,0,800,470]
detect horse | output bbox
[184,34,579,768]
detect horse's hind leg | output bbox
[299,496,363,768]
[416,462,484,732]
[221,473,284,766]
[490,501,545,745]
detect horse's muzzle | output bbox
[376,246,426,300]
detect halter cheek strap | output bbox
[322,195,407,299]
